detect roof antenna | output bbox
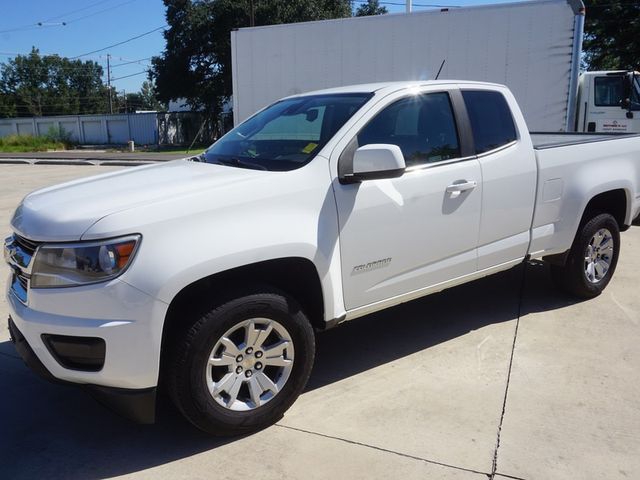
[434,59,446,80]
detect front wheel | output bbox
[551,213,620,298]
[167,288,315,436]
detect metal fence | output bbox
[157,112,233,146]
[0,111,234,146]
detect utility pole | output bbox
[250,0,255,26]
[107,53,113,114]
[406,0,412,13]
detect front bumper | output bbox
[6,274,169,423]
[8,316,157,423]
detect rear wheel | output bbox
[551,213,620,298]
[167,288,315,436]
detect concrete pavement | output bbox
[0,164,638,479]
[0,150,193,166]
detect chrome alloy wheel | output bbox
[206,318,295,411]
[584,228,614,284]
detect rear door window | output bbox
[462,90,517,154]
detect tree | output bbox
[140,80,165,111]
[0,48,109,118]
[583,1,640,70]
[355,0,387,17]
[112,81,166,113]
[150,0,352,116]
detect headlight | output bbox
[31,235,141,288]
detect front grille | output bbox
[14,234,40,257]
[10,271,28,304]
[16,272,28,291]
[5,233,40,305]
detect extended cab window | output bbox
[462,90,517,154]
[357,92,461,167]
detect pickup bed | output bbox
[5,81,640,435]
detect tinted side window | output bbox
[594,76,624,107]
[357,92,461,167]
[462,90,517,154]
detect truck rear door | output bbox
[459,88,538,270]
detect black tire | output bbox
[551,212,620,298]
[166,287,315,436]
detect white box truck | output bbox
[231,0,640,133]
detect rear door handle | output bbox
[446,180,477,198]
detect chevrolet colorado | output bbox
[5,81,640,435]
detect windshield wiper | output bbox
[210,157,268,171]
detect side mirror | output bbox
[343,144,406,183]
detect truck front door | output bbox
[333,88,482,311]
[582,73,640,133]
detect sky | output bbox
[0,0,528,94]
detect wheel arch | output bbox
[544,188,629,267]
[579,188,630,231]
[159,257,325,366]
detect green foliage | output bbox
[355,0,387,17]
[0,134,68,152]
[139,80,166,111]
[44,125,73,144]
[583,1,640,70]
[116,81,166,113]
[0,48,109,118]
[150,0,352,115]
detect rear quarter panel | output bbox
[530,136,640,257]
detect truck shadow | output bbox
[0,261,580,479]
[306,260,577,391]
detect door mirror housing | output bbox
[342,144,406,183]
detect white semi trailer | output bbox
[231,0,640,133]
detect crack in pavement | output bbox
[489,262,528,480]
[276,423,493,478]
[494,473,528,480]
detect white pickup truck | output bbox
[5,81,640,435]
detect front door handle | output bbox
[446,180,477,198]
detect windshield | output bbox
[202,93,372,171]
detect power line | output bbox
[42,0,115,22]
[112,57,152,68]
[0,23,63,35]
[70,25,166,59]
[64,0,141,24]
[111,70,149,81]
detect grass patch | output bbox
[0,134,69,153]
[107,144,208,155]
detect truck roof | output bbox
[286,80,506,98]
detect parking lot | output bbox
[0,163,638,480]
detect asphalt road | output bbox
[0,164,638,479]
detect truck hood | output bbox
[11,160,268,242]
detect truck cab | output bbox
[576,71,640,133]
